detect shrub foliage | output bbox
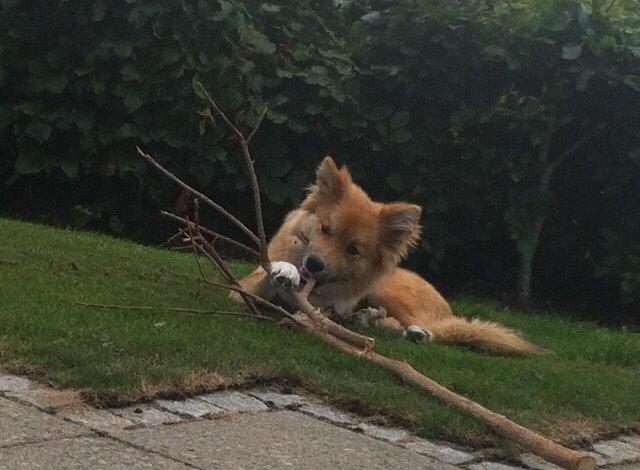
[1,0,639,318]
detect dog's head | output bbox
[299,156,421,298]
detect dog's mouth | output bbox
[299,266,340,289]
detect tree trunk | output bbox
[517,214,546,304]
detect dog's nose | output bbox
[305,255,325,274]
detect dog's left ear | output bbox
[379,203,422,260]
[302,156,352,211]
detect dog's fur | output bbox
[232,157,547,355]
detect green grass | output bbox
[1,218,639,446]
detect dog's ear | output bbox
[302,156,352,210]
[379,203,422,261]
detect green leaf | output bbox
[562,44,583,60]
[192,74,207,99]
[15,151,42,174]
[276,69,294,78]
[389,128,411,144]
[386,174,409,191]
[113,41,134,58]
[305,104,324,115]
[264,158,292,178]
[244,28,276,54]
[27,120,52,142]
[365,105,393,121]
[44,76,68,94]
[218,87,244,111]
[92,0,107,21]
[123,93,144,112]
[622,75,640,92]
[389,111,410,129]
[0,104,12,129]
[267,109,288,124]
[60,160,79,178]
[598,35,616,49]
[483,44,506,58]
[628,147,640,161]
[287,118,309,134]
[260,3,280,13]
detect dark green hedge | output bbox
[1,0,639,321]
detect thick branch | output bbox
[287,315,595,470]
[136,146,260,246]
[294,280,375,351]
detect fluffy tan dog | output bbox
[232,157,546,355]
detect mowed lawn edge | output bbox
[1,218,639,446]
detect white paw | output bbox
[403,325,433,343]
[270,261,301,289]
[349,307,387,327]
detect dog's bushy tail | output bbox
[428,317,549,355]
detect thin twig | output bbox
[159,228,187,248]
[246,105,269,144]
[75,301,273,322]
[201,91,270,271]
[136,146,260,246]
[185,212,262,318]
[161,211,260,259]
[200,88,244,140]
[0,259,18,266]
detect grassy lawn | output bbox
[1,218,639,447]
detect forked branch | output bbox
[136,87,595,470]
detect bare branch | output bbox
[200,88,244,140]
[136,146,260,246]
[246,105,269,144]
[294,279,375,351]
[159,228,187,249]
[75,301,273,322]
[161,211,260,259]
[185,214,262,319]
[199,91,270,271]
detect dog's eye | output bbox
[321,223,331,235]
[346,242,360,256]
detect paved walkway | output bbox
[1,373,639,469]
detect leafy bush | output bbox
[1,0,639,318]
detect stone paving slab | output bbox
[249,389,305,408]
[155,397,225,419]
[299,403,354,425]
[0,435,190,469]
[0,374,35,392]
[199,390,269,413]
[468,462,526,469]
[518,453,561,469]
[619,434,640,446]
[0,397,89,447]
[404,438,475,465]
[112,410,459,469]
[111,404,183,427]
[353,423,410,442]
[5,388,82,412]
[59,406,135,432]
[592,439,640,465]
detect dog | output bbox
[232,156,547,355]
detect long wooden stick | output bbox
[139,87,596,470]
[287,314,595,470]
